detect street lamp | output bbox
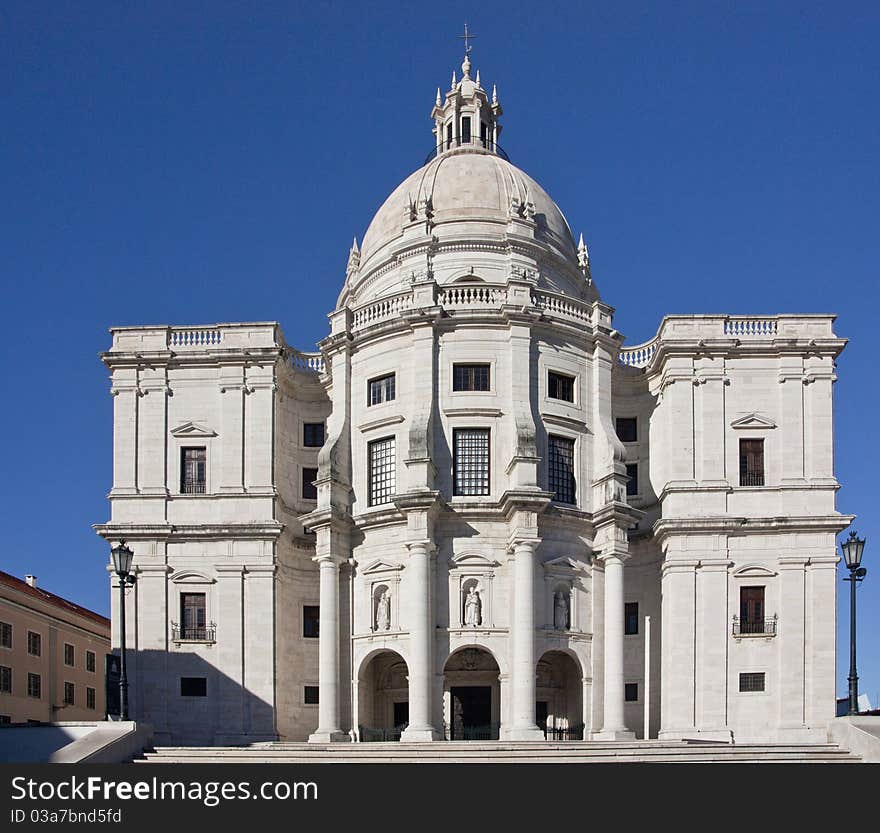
[110,540,135,721]
[840,530,867,716]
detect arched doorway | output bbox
[536,650,584,740]
[357,650,409,742]
[442,647,501,740]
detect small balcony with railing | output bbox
[731,614,777,638]
[171,622,217,644]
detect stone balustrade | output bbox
[438,283,507,308]
[351,292,413,331]
[618,339,659,368]
[168,327,223,348]
[290,349,325,374]
[532,290,592,324]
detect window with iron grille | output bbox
[27,631,41,657]
[0,666,10,694]
[368,373,396,405]
[303,605,320,638]
[453,429,490,496]
[548,371,575,402]
[739,439,764,486]
[625,463,638,496]
[625,602,639,635]
[625,683,639,702]
[86,651,96,673]
[180,446,207,494]
[27,673,41,699]
[63,643,74,667]
[180,593,206,640]
[368,437,396,506]
[180,677,207,697]
[0,622,10,649]
[304,686,319,705]
[452,364,490,392]
[63,682,75,706]
[739,672,765,692]
[303,422,325,447]
[302,467,318,500]
[548,435,576,504]
[616,417,638,443]
[86,687,96,710]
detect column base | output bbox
[507,724,546,741]
[308,730,350,744]
[399,726,440,742]
[592,728,636,741]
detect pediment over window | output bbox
[730,413,776,430]
[170,421,217,438]
[543,555,590,574]
[170,570,215,585]
[732,564,777,578]
[450,551,500,570]
[361,559,404,576]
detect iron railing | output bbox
[359,725,406,742]
[732,615,777,637]
[171,622,216,642]
[425,136,510,165]
[443,722,500,741]
[739,472,765,487]
[181,481,206,495]
[543,724,584,741]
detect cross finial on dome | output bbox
[458,22,476,56]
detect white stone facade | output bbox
[95,55,851,746]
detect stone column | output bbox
[401,540,438,741]
[594,554,634,739]
[509,538,544,740]
[309,556,347,742]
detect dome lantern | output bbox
[431,40,503,161]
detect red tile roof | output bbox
[0,571,110,631]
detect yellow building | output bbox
[0,571,110,724]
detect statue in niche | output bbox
[464,586,482,627]
[554,591,570,630]
[376,589,391,631]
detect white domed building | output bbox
[96,53,851,749]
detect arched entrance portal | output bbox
[357,650,409,742]
[536,651,584,740]
[442,647,501,740]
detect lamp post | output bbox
[110,541,135,721]
[840,530,867,716]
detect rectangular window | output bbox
[625,683,639,702]
[446,122,453,150]
[367,436,396,506]
[27,673,41,699]
[181,446,207,494]
[302,467,318,500]
[303,422,325,447]
[625,463,638,496]
[548,371,575,402]
[453,428,490,496]
[27,631,41,657]
[303,605,320,639]
[740,586,765,634]
[0,716,9,725]
[368,373,396,406]
[86,687,96,710]
[0,622,10,649]
[739,439,764,486]
[625,602,639,635]
[304,685,319,705]
[180,593,207,640]
[452,364,490,392]
[739,672,765,693]
[461,116,472,143]
[616,417,638,443]
[480,121,489,148]
[63,681,75,706]
[180,677,207,697]
[548,435,576,504]
[64,643,74,667]
[86,651,96,673]
[0,666,10,694]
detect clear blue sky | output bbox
[2,2,878,706]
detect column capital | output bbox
[405,539,436,556]
[507,535,541,554]
[312,554,346,567]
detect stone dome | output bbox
[344,147,589,307]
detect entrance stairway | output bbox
[136,739,860,764]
